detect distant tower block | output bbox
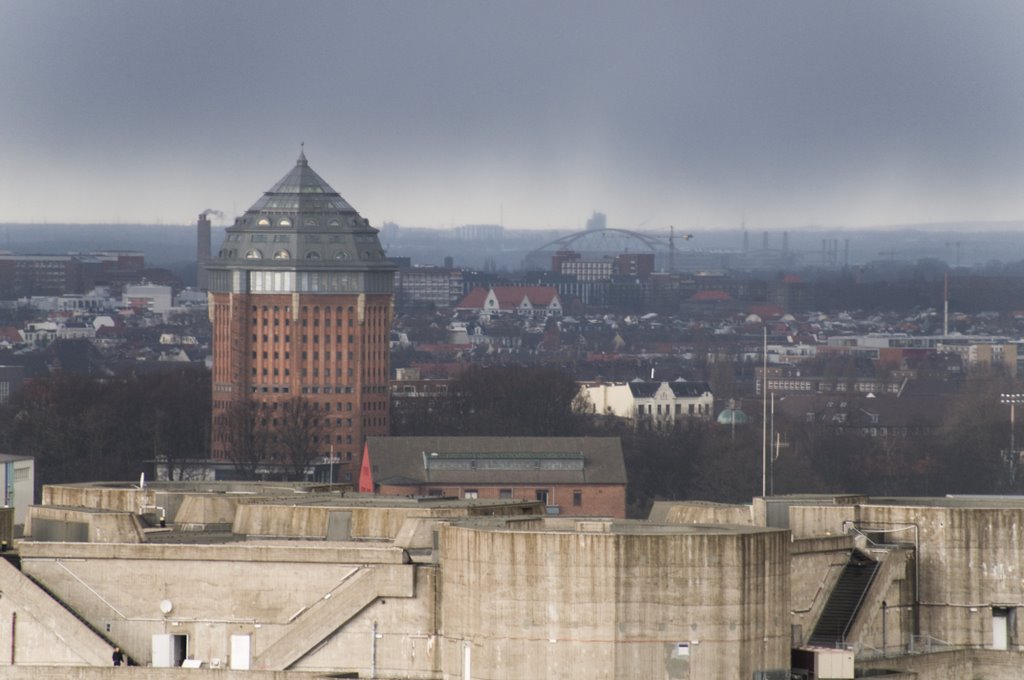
[585,211,607,231]
[196,212,212,290]
[205,150,396,480]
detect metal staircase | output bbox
[808,550,879,647]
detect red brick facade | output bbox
[210,292,391,481]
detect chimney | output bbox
[196,212,211,290]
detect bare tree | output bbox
[222,399,272,480]
[275,397,326,481]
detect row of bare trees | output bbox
[4,363,1022,514]
[0,369,210,495]
[0,368,334,492]
[219,397,326,481]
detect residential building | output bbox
[0,366,24,404]
[394,265,463,309]
[755,365,904,397]
[0,252,144,299]
[123,283,173,317]
[579,379,714,428]
[456,285,562,317]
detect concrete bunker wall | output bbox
[856,503,1024,649]
[438,523,791,680]
[18,541,433,676]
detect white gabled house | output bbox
[457,286,562,318]
[579,378,714,429]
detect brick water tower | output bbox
[205,149,395,481]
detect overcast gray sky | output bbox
[2,1,1023,230]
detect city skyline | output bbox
[2,2,1024,230]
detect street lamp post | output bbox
[999,393,1024,483]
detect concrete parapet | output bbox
[19,539,408,564]
[232,502,333,538]
[42,485,155,515]
[234,499,541,541]
[859,648,1024,680]
[26,506,145,543]
[789,503,859,539]
[0,668,350,679]
[172,494,237,529]
[650,500,754,525]
[394,517,440,553]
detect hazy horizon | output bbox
[3,2,1024,230]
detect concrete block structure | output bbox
[661,494,1024,680]
[13,483,1024,679]
[4,481,791,679]
[438,517,791,680]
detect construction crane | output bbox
[668,226,695,273]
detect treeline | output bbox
[394,366,1024,517]
[0,369,210,497]
[4,364,1021,519]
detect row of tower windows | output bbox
[251,305,358,315]
[243,387,360,397]
[254,217,352,228]
[252,367,355,378]
[252,350,355,360]
[251,334,356,344]
[243,249,361,260]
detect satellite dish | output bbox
[159,599,173,615]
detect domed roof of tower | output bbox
[241,147,362,224]
[208,149,395,271]
[245,147,357,217]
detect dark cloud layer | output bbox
[2,1,1023,229]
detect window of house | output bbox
[464,489,479,499]
[535,489,548,504]
[499,488,512,499]
[572,490,582,507]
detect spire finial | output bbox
[297,142,307,165]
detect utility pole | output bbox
[762,326,768,498]
[1000,393,1024,484]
